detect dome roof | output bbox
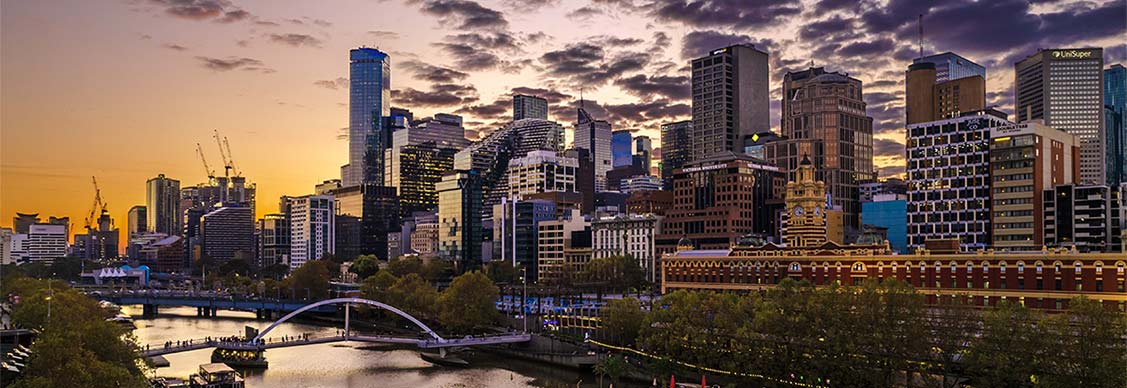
[677,235,694,247]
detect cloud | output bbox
[313,77,349,90]
[415,0,508,30]
[400,60,470,83]
[567,6,602,21]
[503,0,559,13]
[433,42,504,70]
[650,0,802,30]
[267,33,322,48]
[393,83,479,107]
[613,74,689,101]
[798,16,857,41]
[163,43,189,51]
[336,127,349,141]
[368,30,400,40]
[216,9,251,23]
[680,30,773,59]
[837,39,895,57]
[445,32,521,52]
[195,56,271,73]
[539,42,650,86]
[150,0,228,20]
[873,138,905,157]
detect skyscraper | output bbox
[690,44,769,161]
[611,130,633,167]
[507,150,578,199]
[906,52,986,125]
[127,205,146,239]
[344,47,391,186]
[437,170,483,271]
[257,213,289,269]
[989,121,1079,251]
[660,120,691,190]
[146,174,181,236]
[574,106,613,190]
[633,135,652,170]
[200,206,255,263]
[1015,48,1105,184]
[513,94,548,121]
[288,195,336,270]
[456,118,565,213]
[1105,64,1126,186]
[773,67,874,231]
[333,184,400,261]
[385,113,468,217]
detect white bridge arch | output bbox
[251,297,443,343]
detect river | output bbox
[126,306,647,388]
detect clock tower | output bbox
[785,154,828,248]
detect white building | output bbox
[591,214,662,283]
[1,228,16,265]
[620,175,662,194]
[27,224,67,263]
[288,195,335,270]
[537,209,588,284]
[508,150,578,199]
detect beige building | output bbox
[536,209,587,283]
[989,122,1079,250]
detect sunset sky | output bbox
[2,0,1124,240]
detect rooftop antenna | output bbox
[579,88,585,109]
[917,14,924,59]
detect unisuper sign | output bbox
[1052,49,1096,59]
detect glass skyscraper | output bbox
[344,48,391,187]
[1105,64,1126,186]
[611,130,632,167]
[912,52,986,83]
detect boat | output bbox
[106,314,135,329]
[188,363,244,388]
[419,351,470,367]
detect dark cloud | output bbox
[503,0,559,13]
[571,99,690,129]
[163,43,189,51]
[877,165,906,179]
[524,32,549,45]
[873,138,905,157]
[590,35,645,47]
[150,0,229,20]
[798,16,857,41]
[216,9,251,23]
[650,0,802,29]
[837,39,895,57]
[679,30,773,59]
[456,97,510,120]
[400,60,470,83]
[313,77,349,90]
[392,83,479,107]
[511,87,572,103]
[540,43,649,86]
[416,0,508,30]
[446,32,520,52]
[433,42,504,70]
[267,33,322,48]
[867,79,900,89]
[613,74,689,101]
[195,56,271,73]
[864,92,901,107]
[336,127,348,141]
[567,6,602,21]
[368,30,400,40]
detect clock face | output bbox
[794,206,804,216]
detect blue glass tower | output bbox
[862,198,908,254]
[346,48,391,186]
[912,52,985,83]
[611,130,632,167]
[1105,64,1126,186]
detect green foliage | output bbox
[438,272,499,333]
[217,257,251,277]
[420,259,453,283]
[385,273,438,319]
[581,255,647,292]
[387,256,423,277]
[594,354,632,386]
[283,259,333,300]
[600,297,644,346]
[360,271,398,302]
[484,261,521,284]
[349,254,380,280]
[2,276,147,388]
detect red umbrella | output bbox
[701,375,706,387]
[669,375,675,388]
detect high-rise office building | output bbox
[1015,48,1105,184]
[513,94,548,121]
[437,170,483,271]
[507,150,578,199]
[1044,184,1123,253]
[73,210,119,261]
[26,224,66,263]
[574,106,613,191]
[257,213,289,269]
[200,206,254,263]
[127,206,146,239]
[333,184,400,261]
[288,195,336,270]
[385,113,468,217]
[344,47,391,186]
[563,148,596,213]
[455,118,565,215]
[773,67,874,231]
[1105,64,1126,186]
[611,130,633,167]
[620,175,662,194]
[906,52,986,125]
[13,213,38,234]
[493,199,556,280]
[989,121,1079,251]
[536,209,588,284]
[633,135,652,170]
[147,174,182,236]
[690,44,769,161]
[660,120,691,190]
[907,109,1011,251]
[656,153,785,254]
[592,214,662,283]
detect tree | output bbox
[600,297,644,345]
[582,255,646,292]
[218,258,251,277]
[285,260,332,300]
[594,354,631,388]
[484,261,520,284]
[386,273,438,320]
[350,254,380,280]
[438,272,499,333]
[421,259,453,283]
[1039,297,1126,388]
[387,256,423,277]
[361,271,398,302]
[965,301,1046,387]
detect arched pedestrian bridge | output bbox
[140,297,530,359]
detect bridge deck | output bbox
[141,334,531,357]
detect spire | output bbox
[800,153,812,166]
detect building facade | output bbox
[507,150,578,199]
[410,211,439,256]
[861,193,909,254]
[1105,64,1126,186]
[1044,184,1123,252]
[537,209,588,284]
[288,195,335,270]
[333,184,400,261]
[906,53,987,125]
[1015,48,1105,184]
[907,110,1012,250]
[912,52,987,83]
[660,120,691,190]
[592,214,662,283]
[513,94,548,121]
[257,213,289,269]
[456,118,565,215]
[147,174,182,236]
[772,67,875,231]
[344,47,391,186]
[626,190,674,216]
[437,170,483,270]
[611,130,633,167]
[574,107,613,191]
[989,122,1079,250]
[620,175,662,194]
[127,205,146,239]
[493,199,557,280]
[634,135,652,171]
[690,44,769,161]
[26,224,66,263]
[200,206,254,263]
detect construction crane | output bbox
[213,129,233,178]
[222,136,240,177]
[196,143,216,183]
[84,176,106,231]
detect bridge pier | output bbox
[142,304,159,318]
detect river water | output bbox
[126,306,645,388]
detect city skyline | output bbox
[2,0,1124,239]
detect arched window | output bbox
[852,262,865,272]
[1074,262,1082,273]
[1035,262,1042,274]
[1018,261,1025,272]
[1094,262,1103,274]
[790,262,801,272]
[1054,261,1062,272]
[1000,261,1007,272]
[1117,261,1125,274]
